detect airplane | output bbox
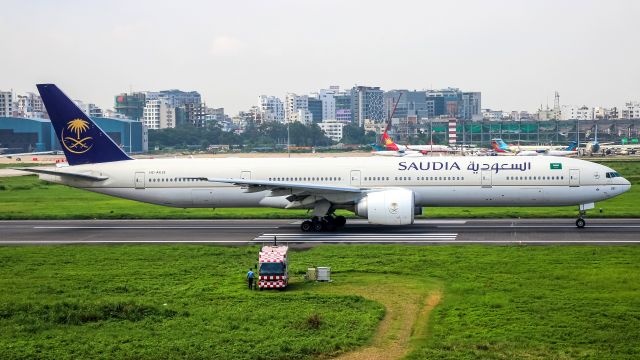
[370,142,425,157]
[371,130,453,157]
[19,84,631,231]
[381,130,453,153]
[491,139,577,157]
[581,125,637,156]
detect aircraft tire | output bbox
[312,221,324,232]
[576,218,586,228]
[323,218,336,232]
[335,216,347,227]
[301,220,313,232]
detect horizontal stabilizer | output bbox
[16,167,108,181]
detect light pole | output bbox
[430,117,433,155]
[576,118,580,157]
[287,122,290,158]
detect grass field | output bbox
[1,245,639,359]
[0,160,638,219]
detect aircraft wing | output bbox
[16,167,109,181]
[0,151,57,158]
[203,177,363,194]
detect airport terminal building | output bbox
[0,116,147,153]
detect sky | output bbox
[1,0,639,114]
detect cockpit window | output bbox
[606,172,622,178]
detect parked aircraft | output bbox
[381,130,453,153]
[20,84,631,231]
[581,125,639,156]
[491,139,578,157]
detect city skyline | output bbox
[1,0,639,114]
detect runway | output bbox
[1,218,639,245]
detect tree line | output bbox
[148,121,379,150]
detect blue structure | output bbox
[307,97,323,123]
[0,116,147,154]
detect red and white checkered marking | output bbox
[259,245,288,263]
[259,275,287,280]
[259,280,287,289]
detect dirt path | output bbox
[329,276,442,360]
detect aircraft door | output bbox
[135,172,145,189]
[481,169,492,188]
[569,169,580,187]
[350,170,361,186]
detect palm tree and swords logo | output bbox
[61,118,94,154]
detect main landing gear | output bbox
[300,215,347,232]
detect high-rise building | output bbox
[74,100,103,118]
[383,90,430,120]
[146,90,201,108]
[351,86,384,127]
[285,93,309,123]
[621,102,640,119]
[15,92,47,118]
[561,105,594,120]
[206,107,226,122]
[115,92,146,120]
[382,88,481,122]
[318,120,345,142]
[482,108,507,121]
[318,88,337,121]
[334,92,352,123]
[144,89,203,126]
[142,99,176,129]
[461,92,482,121]
[425,88,462,118]
[0,91,13,117]
[289,108,313,125]
[182,102,207,127]
[307,97,322,123]
[258,95,284,122]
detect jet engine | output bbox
[355,189,415,225]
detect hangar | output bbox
[0,116,147,153]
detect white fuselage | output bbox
[39,156,630,210]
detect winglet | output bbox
[36,84,133,165]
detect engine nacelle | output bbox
[355,189,415,225]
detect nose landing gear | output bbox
[576,203,594,228]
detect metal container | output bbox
[316,267,331,281]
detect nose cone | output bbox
[621,177,632,193]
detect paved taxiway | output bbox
[1,218,639,245]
